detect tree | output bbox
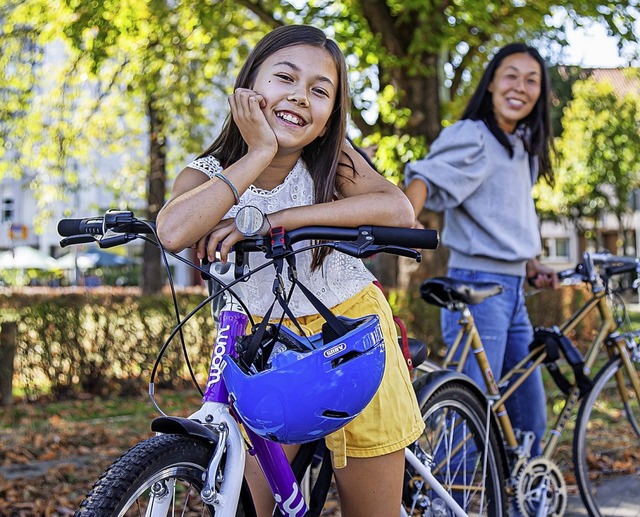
[60,0,274,293]
[233,0,640,285]
[3,0,639,290]
[1,0,263,292]
[537,76,640,252]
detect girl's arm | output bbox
[156,150,274,252]
[267,144,414,231]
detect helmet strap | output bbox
[238,251,351,371]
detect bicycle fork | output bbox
[404,448,468,517]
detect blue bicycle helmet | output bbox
[222,314,386,444]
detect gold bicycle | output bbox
[419,252,640,516]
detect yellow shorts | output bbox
[273,283,425,468]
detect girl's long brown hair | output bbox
[200,25,350,269]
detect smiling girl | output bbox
[404,43,557,458]
[156,25,423,517]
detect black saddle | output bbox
[420,277,503,308]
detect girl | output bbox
[404,43,558,457]
[157,25,424,517]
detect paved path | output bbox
[1,457,637,515]
[564,475,640,516]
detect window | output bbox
[2,197,14,223]
[543,237,570,260]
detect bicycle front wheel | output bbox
[75,433,254,516]
[574,356,640,517]
[403,382,506,516]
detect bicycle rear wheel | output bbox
[574,356,640,517]
[75,433,254,516]
[403,382,506,516]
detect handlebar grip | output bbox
[58,217,104,237]
[368,226,439,250]
[58,213,154,237]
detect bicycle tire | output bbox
[573,356,640,517]
[403,382,507,516]
[75,433,255,516]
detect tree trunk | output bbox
[357,4,448,289]
[0,322,17,406]
[142,94,167,294]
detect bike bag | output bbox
[529,326,593,397]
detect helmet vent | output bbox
[321,409,350,419]
[331,351,359,368]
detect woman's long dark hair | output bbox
[462,43,554,184]
[201,24,349,214]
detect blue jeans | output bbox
[441,268,547,457]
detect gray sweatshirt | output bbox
[404,119,541,276]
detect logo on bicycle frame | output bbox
[274,483,305,516]
[207,323,230,387]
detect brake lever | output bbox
[333,242,422,261]
[98,234,139,248]
[379,245,423,261]
[60,235,97,248]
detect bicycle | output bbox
[419,252,640,516]
[58,209,507,517]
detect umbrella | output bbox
[0,246,60,270]
[57,249,134,270]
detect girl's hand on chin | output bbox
[229,88,277,155]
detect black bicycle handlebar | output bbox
[555,253,640,287]
[57,211,153,237]
[58,211,439,252]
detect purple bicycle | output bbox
[58,210,505,517]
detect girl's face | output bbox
[488,52,542,133]
[251,44,339,154]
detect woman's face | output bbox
[488,52,542,133]
[251,44,339,154]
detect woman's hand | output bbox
[526,258,559,289]
[228,88,277,158]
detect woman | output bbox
[404,43,558,456]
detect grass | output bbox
[1,297,638,514]
[0,387,204,515]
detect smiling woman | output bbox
[487,52,541,133]
[404,42,557,460]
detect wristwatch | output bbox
[235,205,266,237]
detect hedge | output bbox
[0,283,597,402]
[0,287,215,401]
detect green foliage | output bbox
[2,0,640,231]
[1,288,215,400]
[537,75,640,244]
[0,282,605,403]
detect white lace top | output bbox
[187,155,376,317]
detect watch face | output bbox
[235,205,265,236]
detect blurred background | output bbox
[1,0,639,294]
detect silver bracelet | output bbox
[214,172,240,204]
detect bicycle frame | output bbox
[182,259,469,517]
[57,212,473,516]
[187,262,306,517]
[440,254,640,461]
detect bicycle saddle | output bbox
[420,277,503,308]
